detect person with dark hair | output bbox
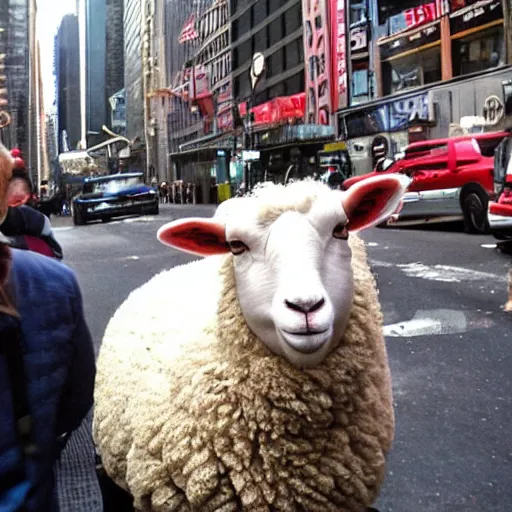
[0,142,97,510]
[0,148,63,259]
[7,150,34,208]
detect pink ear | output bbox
[157,218,229,257]
[342,174,410,232]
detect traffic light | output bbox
[0,53,6,107]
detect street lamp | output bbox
[244,52,266,191]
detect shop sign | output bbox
[302,0,334,125]
[404,2,437,29]
[450,0,502,35]
[350,26,368,54]
[380,23,440,60]
[482,95,504,125]
[389,93,430,130]
[332,0,348,110]
[242,150,260,162]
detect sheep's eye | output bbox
[333,223,349,240]
[228,240,248,255]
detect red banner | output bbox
[302,0,333,125]
[404,2,437,28]
[330,0,348,112]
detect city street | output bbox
[53,206,512,512]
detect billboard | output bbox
[302,0,348,124]
[302,0,333,125]
[330,0,348,112]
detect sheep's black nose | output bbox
[285,298,325,314]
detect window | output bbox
[269,0,289,14]
[345,107,387,138]
[252,2,267,26]
[351,62,370,104]
[269,16,283,46]
[452,26,504,77]
[238,10,251,38]
[237,39,253,70]
[254,28,268,53]
[284,72,304,95]
[267,48,284,79]
[232,20,239,42]
[268,82,285,98]
[383,46,441,95]
[285,39,302,69]
[284,5,301,36]
[350,0,367,25]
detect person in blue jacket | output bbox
[0,142,96,511]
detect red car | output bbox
[488,135,512,240]
[343,131,508,234]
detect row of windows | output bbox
[232,2,301,45]
[198,1,230,43]
[233,37,303,82]
[230,0,291,20]
[234,70,305,103]
[197,31,229,66]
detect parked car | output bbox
[343,131,509,234]
[71,172,159,226]
[488,135,512,240]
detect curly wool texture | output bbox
[93,235,394,512]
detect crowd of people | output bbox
[0,141,97,510]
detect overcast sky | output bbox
[37,0,76,111]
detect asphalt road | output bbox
[53,206,512,512]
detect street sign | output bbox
[242,150,260,162]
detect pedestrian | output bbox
[0,142,97,511]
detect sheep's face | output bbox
[158,174,410,369]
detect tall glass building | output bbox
[0,0,31,162]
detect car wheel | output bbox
[150,202,159,215]
[72,203,87,226]
[101,217,111,223]
[463,191,489,234]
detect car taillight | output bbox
[328,166,336,173]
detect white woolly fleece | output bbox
[93,235,394,512]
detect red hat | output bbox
[12,156,25,169]
[10,148,22,158]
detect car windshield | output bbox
[85,176,144,194]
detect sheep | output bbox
[93,174,410,512]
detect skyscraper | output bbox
[85,0,107,144]
[84,0,124,146]
[55,14,82,153]
[0,0,33,173]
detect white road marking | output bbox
[53,227,74,232]
[123,216,157,223]
[481,244,497,249]
[371,260,504,283]
[384,309,467,337]
[367,242,379,247]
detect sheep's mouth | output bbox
[281,329,328,337]
[279,328,331,354]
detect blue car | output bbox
[71,173,159,225]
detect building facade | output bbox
[337,0,512,174]
[106,0,125,100]
[124,0,144,145]
[160,0,333,201]
[55,13,82,153]
[85,0,107,144]
[0,0,35,175]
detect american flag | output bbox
[178,15,198,44]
